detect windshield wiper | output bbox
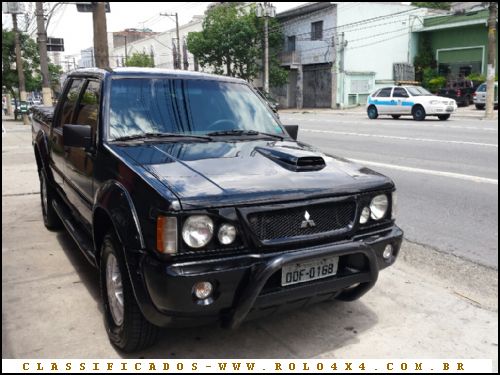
[112,132,212,142]
[207,129,284,140]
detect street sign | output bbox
[76,2,110,13]
[47,38,64,52]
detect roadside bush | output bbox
[428,76,447,92]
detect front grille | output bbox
[247,201,356,242]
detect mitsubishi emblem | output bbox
[301,210,316,228]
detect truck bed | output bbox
[31,106,54,143]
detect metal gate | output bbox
[303,64,332,108]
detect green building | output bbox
[416,8,498,78]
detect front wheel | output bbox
[100,232,158,352]
[438,114,450,121]
[367,106,378,119]
[412,105,426,121]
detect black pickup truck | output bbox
[438,79,478,107]
[31,68,403,352]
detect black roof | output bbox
[68,67,247,83]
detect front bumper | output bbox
[427,104,457,115]
[133,226,403,328]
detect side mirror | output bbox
[63,124,91,149]
[283,125,299,141]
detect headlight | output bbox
[182,215,214,248]
[218,223,237,245]
[359,207,370,224]
[370,194,389,220]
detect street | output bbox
[1,111,497,364]
[280,109,498,268]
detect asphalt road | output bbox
[279,110,498,268]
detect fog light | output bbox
[193,281,213,300]
[360,207,370,224]
[383,244,393,259]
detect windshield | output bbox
[476,84,487,92]
[406,86,433,96]
[108,78,283,140]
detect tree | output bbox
[412,2,451,10]
[2,28,63,99]
[187,3,287,87]
[124,52,155,67]
[414,34,436,83]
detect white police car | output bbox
[366,86,457,121]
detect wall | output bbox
[335,3,428,107]
[426,24,496,75]
[279,4,336,67]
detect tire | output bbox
[391,115,401,119]
[367,105,378,119]
[412,105,426,121]
[475,104,485,110]
[463,96,470,107]
[100,232,158,352]
[438,114,450,121]
[39,170,62,230]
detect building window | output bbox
[287,36,296,52]
[311,21,323,41]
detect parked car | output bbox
[31,68,402,352]
[367,85,457,121]
[473,82,498,110]
[438,79,477,107]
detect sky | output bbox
[2,2,308,57]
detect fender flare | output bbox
[93,180,145,253]
[93,180,163,321]
[33,130,50,173]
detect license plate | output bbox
[446,106,454,112]
[281,256,339,286]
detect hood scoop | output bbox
[255,146,326,172]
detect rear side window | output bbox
[393,87,409,98]
[377,88,393,98]
[74,80,100,141]
[477,84,486,92]
[57,79,84,128]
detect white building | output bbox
[109,16,204,70]
[275,2,432,109]
[78,47,94,68]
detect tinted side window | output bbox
[75,80,100,140]
[377,88,392,98]
[393,87,409,98]
[58,79,84,128]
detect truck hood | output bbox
[109,140,393,209]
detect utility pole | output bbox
[92,2,109,68]
[264,6,269,93]
[160,12,181,69]
[36,2,52,106]
[12,13,30,125]
[257,3,276,93]
[485,2,497,119]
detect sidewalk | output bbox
[279,105,499,120]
